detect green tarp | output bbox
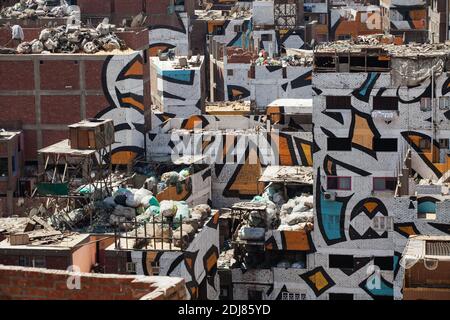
[36,183,69,196]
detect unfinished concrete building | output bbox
[312,35,450,300]
[0,130,24,216]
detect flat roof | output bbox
[38,139,97,156]
[315,35,450,58]
[152,55,204,70]
[259,166,313,185]
[0,233,90,251]
[268,99,313,108]
[403,235,450,262]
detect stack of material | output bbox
[278,195,314,232]
[15,22,127,54]
[0,0,76,19]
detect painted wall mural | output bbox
[149,12,189,56]
[312,68,450,300]
[128,211,220,300]
[96,52,145,165]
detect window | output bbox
[329,254,354,269]
[326,96,351,109]
[261,34,272,42]
[248,289,263,300]
[150,261,160,276]
[234,25,242,32]
[373,177,397,191]
[420,97,432,111]
[19,256,46,268]
[0,158,7,177]
[281,292,306,300]
[439,138,449,149]
[373,216,393,231]
[329,293,354,300]
[439,97,450,109]
[374,256,394,271]
[125,262,136,273]
[327,138,352,151]
[373,138,397,152]
[227,69,234,76]
[327,176,351,190]
[419,138,431,151]
[373,96,398,111]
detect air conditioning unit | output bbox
[323,191,336,201]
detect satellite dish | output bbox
[424,258,439,271]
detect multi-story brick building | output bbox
[0,28,150,165]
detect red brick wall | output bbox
[0,96,35,125]
[0,253,71,270]
[0,265,187,300]
[0,61,34,90]
[40,61,80,90]
[77,0,113,16]
[41,96,81,124]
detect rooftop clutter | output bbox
[255,49,314,67]
[14,20,127,54]
[315,34,450,57]
[0,0,76,19]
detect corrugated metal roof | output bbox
[426,241,450,256]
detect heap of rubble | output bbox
[15,21,127,54]
[316,34,450,57]
[0,0,76,19]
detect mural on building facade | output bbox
[312,69,450,299]
[128,212,220,300]
[96,52,145,165]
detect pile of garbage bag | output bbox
[0,0,77,19]
[278,195,314,231]
[16,22,127,54]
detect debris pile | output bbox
[0,0,76,19]
[255,49,313,67]
[0,215,78,246]
[316,34,450,57]
[14,22,127,54]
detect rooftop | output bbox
[315,35,450,58]
[403,235,450,263]
[259,166,313,185]
[152,55,204,70]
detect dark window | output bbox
[374,256,394,271]
[439,138,449,149]
[373,177,397,191]
[373,138,397,152]
[419,138,431,151]
[0,158,7,177]
[12,156,16,174]
[329,293,354,300]
[327,176,351,190]
[329,254,354,269]
[326,96,351,109]
[248,290,263,300]
[327,138,352,151]
[373,97,398,110]
[227,69,234,76]
[261,34,272,41]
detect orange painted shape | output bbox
[125,60,143,78]
[398,226,418,236]
[282,230,311,251]
[111,151,137,165]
